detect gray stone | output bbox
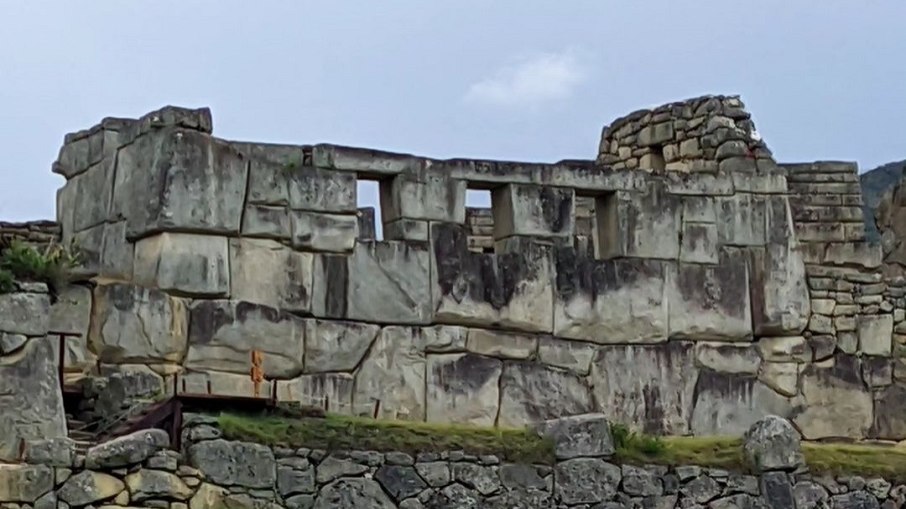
[24,438,75,467]
[85,429,169,469]
[303,319,379,373]
[313,478,396,509]
[0,337,67,462]
[277,372,355,413]
[315,455,369,485]
[290,211,357,253]
[133,233,230,297]
[491,184,574,238]
[859,315,893,356]
[425,353,501,426]
[228,238,314,313]
[33,491,56,509]
[425,482,481,509]
[743,415,804,472]
[830,491,880,509]
[88,284,188,365]
[621,465,663,497]
[708,494,766,509]
[277,465,315,497]
[793,480,830,509]
[536,337,596,375]
[872,384,906,440]
[374,465,427,501]
[383,171,466,224]
[353,326,427,421]
[498,464,546,490]
[690,372,793,436]
[681,475,721,504]
[535,413,614,460]
[415,462,450,487]
[554,458,621,505]
[0,333,26,354]
[124,469,193,502]
[186,300,305,379]
[48,285,94,371]
[794,356,874,440]
[760,472,795,509]
[0,292,50,336]
[451,463,500,496]
[285,494,316,509]
[694,342,761,374]
[57,470,125,507]
[498,361,594,427]
[286,166,357,213]
[241,204,292,239]
[187,440,276,489]
[590,342,698,435]
[464,329,537,360]
[0,464,54,503]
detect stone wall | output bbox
[2,415,905,509]
[0,221,61,248]
[27,94,899,440]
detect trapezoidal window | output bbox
[465,187,494,253]
[356,178,383,241]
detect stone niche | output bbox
[41,95,901,440]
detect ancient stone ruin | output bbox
[2,93,904,465]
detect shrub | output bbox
[0,238,81,293]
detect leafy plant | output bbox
[0,238,81,293]
[0,268,13,293]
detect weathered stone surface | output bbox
[794,356,874,439]
[425,353,501,426]
[668,251,753,341]
[464,329,537,360]
[23,437,75,467]
[313,478,396,509]
[57,470,124,507]
[290,211,357,252]
[125,469,193,502]
[277,373,355,413]
[744,415,805,472]
[49,285,94,371]
[179,369,274,399]
[304,319,379,373]
[117,129,248,239]
[187,300,305,378]
[0,464,54,503]
[590,342,698,435]
[859,314,893,356]
[872,384,906,440]
[188,483,228,509]
[757,336,811,363]
[716,193,766,246]
[133,233,230,297]
[326,241,432,324]
[277,464,315,496]
[694,342,761,374]
[690,371,793,436]
[229,238,314,313]
[536,337,596,375]
[241,204,291,239]
[0,291,50,336]
[354,326,426,420]
[497,361,594,427]
[383,172,466,224]
[375,465,428,501]
[760,471,796,509]
[89,284,188,364]
[286,166,357,213]
[0,332,26,354]
[187,440,276,488]
[451,462,500,496]
[85,429,169,469]
[759,362,800,397]
[491,184,574,238]
[680,222,719,263]
[554,458,621,505]
[433,226,553,333]
[0,336,66,461]
[554,254,668,343]
[602,187,681,259]
[535,413,614,460]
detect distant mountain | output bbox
[860,160,905,242]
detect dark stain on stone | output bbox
[500,361,593,423]
[554,248,665,301]
[321,254,348,318]
[800,353,863,388]
[640,384,666,435]
[871,383,906,440]
[236,300,283,324]
[676,250,747,316]
[188,301,234,345]
[692,369,756,407]
[537,187,573,234]
[431,353,501,394]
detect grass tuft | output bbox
[0,269,13,293]
[0,239,80,293]
[216,412,555,464]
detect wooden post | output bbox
[372,399,381,419]
[250,350,264,398]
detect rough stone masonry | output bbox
[2,94,902,460]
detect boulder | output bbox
[57,470,125,507]
[124,469,193,502]
[0,336,67,461]
[187,439,276,489]
[465,329,538,360]
[186,300,305,378]
[536,336,597,375]
[743,415,805,472]
[497,361,594,427]
[425,353,501,426]
[89,283,188,364]
[0,464,54,503]
[313,478,396,509]
[534,413,615,460]
[85,429,170,469]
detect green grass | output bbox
[0,239,80,293]
[215,412,906,480]
[0,269,13,293]
[217,412,555,464]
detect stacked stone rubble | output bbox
[0,221,61,248]
[2,94,884,443]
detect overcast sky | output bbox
[1,1,904,221]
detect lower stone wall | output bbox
[3,416,906,509]
[0,220,61,247]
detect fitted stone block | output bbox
[426,353,501,426]
[133,232,230,297]
[554,251,668,343]
[241,204,291,240]
[289,211,357,253]
[303,319,380,373]
[353,326,426,421]
[287,166,357,213]
[277,373,355,414]
[229,238,314,313]
[116,129,248,239]
[859,314,893,356]
[600,187,681,259]
[491,184,574,239]
[680,222,718,264]
[382,172,466,223]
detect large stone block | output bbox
[133,232,230,297]
[116,129,248,238]
[56,158,115,235]
[289,211,357,252]
[668,251,753,341]
[0,337,67,462]
[0,291,50,336]
[98,220,134,280]
[689,371,792,436]
[178,370,274,399]
[303,319,380,373]
[597,188,681,259]
[872,383,906,440]
[187,439,276,489]
[491,184,574,239]
[89,284,188,364]
[425,353,501,426]
[553,252,668,343]
[382,171,466,223]
[859,314,893,356]
[229,238,314,313]
[793,355,873,440]
[316,241,433,324]
[0,464,54,503]
[715,193,767,246]
[353,326,426,421]
[498,361,594,427]
[432,224,553,333]
[287,166,357,213]
[187,300,305,379]
[589,342,698,435]
[241,204,291,240]
[277,373,355,414]
[465,328,538,360]
[49,285,95,372]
